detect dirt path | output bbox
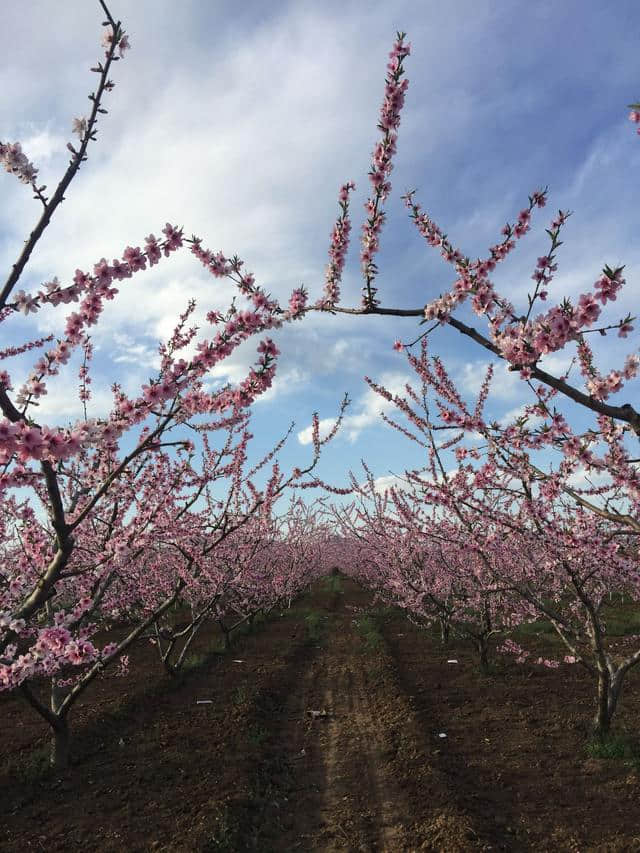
[281,625,407,850]
[246,582,490,852]
[3,575,639,851]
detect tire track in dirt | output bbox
[239,579,495,851]
[270,585,455,851]
[323,659,406,851]
[270,608,407,850]
[307,652,407,851]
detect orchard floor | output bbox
[2,577,640,852]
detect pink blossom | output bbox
[122,245,147,272]
[145,234,162,266]
[0,141,38,184]
[257,339,279,358]
[141,383,164,405]
[14,290,38,316]
[19,427,44,460]
[71,117,87,138]
[594,274,622,305]
[162,223,183,254]
[93,258,113,288]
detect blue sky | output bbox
[2,0,639,507]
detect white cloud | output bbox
[343,371,414,441]
[498,405,544,428]
[458,360,522,402]
[32,383,116,424]
[254,366,310,405]
[110,332,159,369]
[373,473,408,494]
[295,370,411,444]
[297,417,337,446]
[20,124,66,164]
[2,0,639,507]
[537,352,576,377]
[566,466,613,492]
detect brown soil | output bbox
[1,577,639,852]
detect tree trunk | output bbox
[51,716,71,770]
[219,620,231,650]
[439,617,450,647]
[476,635,490,673]
[593,667,623,736]
[50,678,71,769]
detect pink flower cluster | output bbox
[0,141,38,185]
[359,33,411,309]
[317,181,356,309]
[0,621,99,689]
[101,26,131,58]
[497,639,561,668]
[403,187,547,331]
[0,418,121,465]
[287,286,308,319]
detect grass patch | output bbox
[322,574,343,595]
[512,619,556,638]
[248,725,268,747]
[182,651,209,671]
[474,660,502,678]
[584,731,640,768]
[509,599,640,641]
[509,605,640,643]
[355,613,383,653]
[202,804,240,852]
[250,611,267,629]
[601,606,640,637]
[231,684,252,707]
[4,742,52,785]
[303,610,326,645]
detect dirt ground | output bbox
[1,576,639,852]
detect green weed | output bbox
[202,804,239,852]
[304,610,325,645]
[355,613,383,652]
[585,731,640,768]
[231,685,250,706]
[248,725,268,747]
[323,574,343,594]
[600,607,640,637]
[5,742,51,784]
[182,651,207,671]
[473,661,501,677]
[513,619,556,638]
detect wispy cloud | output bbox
[373,473,408,494]
[296,371,410,444]
[297,417,337,447]
[2,0,639,500]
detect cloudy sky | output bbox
[2,0,639,505]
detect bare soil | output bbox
[1,577,639,851]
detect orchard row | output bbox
[1,2,638,770]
